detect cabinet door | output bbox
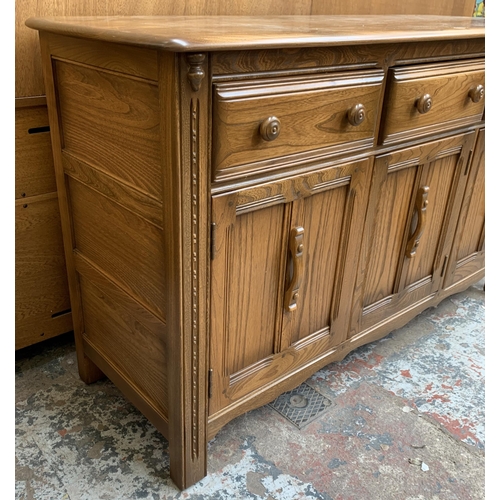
[209,158,371,415]
[350,132,476,337]
[443,128,485,290]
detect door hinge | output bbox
[208,368,213,398]
[210,222,216,260]
[464,149,473,176]
[441,255,449,278]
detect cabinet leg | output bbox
[76,350,105,384]
[169,434,207,490]
[73,329,105,384]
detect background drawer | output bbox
[15,104,57,199]
[213,69,384,182]
[16,195,72,349]
[381,59,485,144]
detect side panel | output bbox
[40,32,170,433]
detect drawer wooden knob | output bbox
[468,84,484,103]
[416,94,433,114]
[347,103,366,126]
[259,116,281,141]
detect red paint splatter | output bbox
[58,429,67,437]
[429,413,480,446]
[336,353,384,375]
[428,394,450,403]
[424,383,433,392]
[455,380,462,387]
[441,384,453,390]
[400,369,412,378]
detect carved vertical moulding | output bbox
[187,54,206,92]
[190,96,200,459]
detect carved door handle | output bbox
[284,226,304,312]
[405,186,430,258]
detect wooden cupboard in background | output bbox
[14,0,478,347]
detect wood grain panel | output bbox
[55,60,162,198]
[444,128,485,289]
[69,178,166,320]
[363,165,417,307]
[351,132,475,338]
[404,154,458,287]
[16,0,312,98]
[291,186,348,343]
[456,140,485,261]
[226,204,285,375]
[62,151,163,228]
[381,60,485,144]
[15,105,56,198]
[212,38,485,77]
[213,71,383,178]
[47,33,158,81]
[311,0,475,16]
[15,194,73,349]
[79,269,169,416]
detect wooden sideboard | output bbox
[26,15,485,490]
[15,2,476,350]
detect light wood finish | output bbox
[311,0,475,16]
[381,60,485,144]
[17,1,314,98]
[15,105,55,199]
[212,71,383,180]
[210,158,371,415]
[28,16,485,490]
[15,101,74,349]
[443,128,485,291]
[25,16,484,53]
[349,132,475,337]
[15,194,73,349]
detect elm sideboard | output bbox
[26,15,485,490]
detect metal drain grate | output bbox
[268,382,333,429]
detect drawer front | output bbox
[213,69,384,182]
[15,104,57,199]
[381,59,485,144]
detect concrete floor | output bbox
[15,280,485,500]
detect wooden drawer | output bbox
[16,194,72,349]
[381,59,485,144]
[15,104,56,199]
[212,69,384,182]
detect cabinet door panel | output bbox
[403,152,461,288]
[363,165,417,306]
[225,204,286,375]
[444,128,485,289]
[291,187,349,343]
[351,132,475,337]
[210,158,371,415]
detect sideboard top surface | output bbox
[25,15,485,52]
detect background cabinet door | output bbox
[209,158,371,415]
[443,128,485,290]
[350,132,476,337]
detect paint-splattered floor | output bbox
[15,281,485,499]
